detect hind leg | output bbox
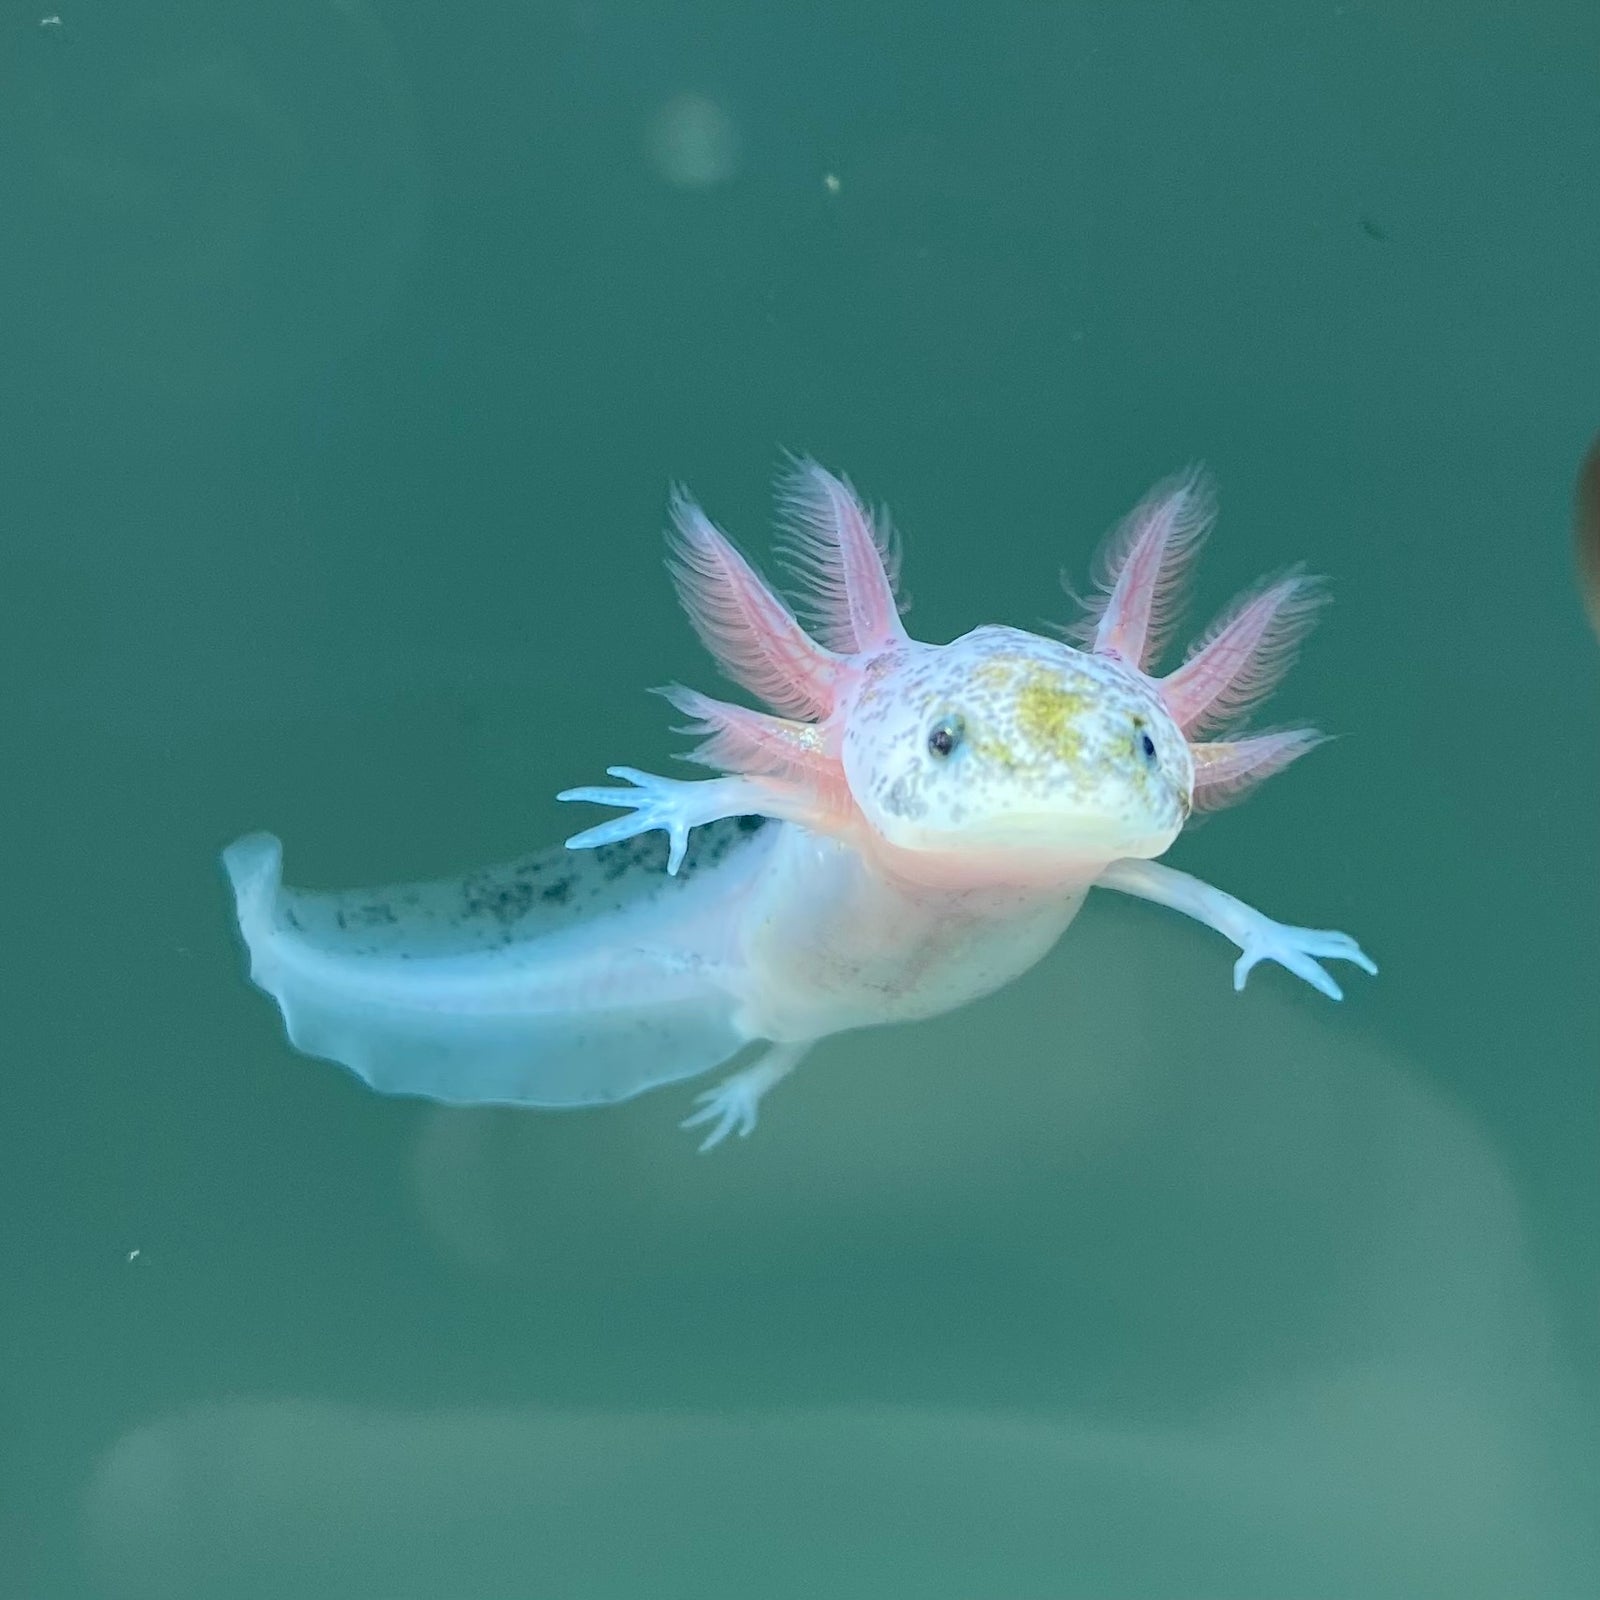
[679,1042,811,1152]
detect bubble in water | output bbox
[646,93,739,188]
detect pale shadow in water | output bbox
[87,904,1588,1597]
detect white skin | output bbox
[225,462,1374,1149]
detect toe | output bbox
[697,1116,734,1153]
[680,1099,719,1130]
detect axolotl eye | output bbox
[1134,723,1159,766]
[927,715,965,759]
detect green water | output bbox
[2,3,1597,1596]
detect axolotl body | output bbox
[225,462,1374,1148]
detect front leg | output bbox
[1095,858,1376,1001]
[557,767,817,875]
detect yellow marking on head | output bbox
[971,658,1017,690]
[1014,666,1090,760]
[970,731,1018,770]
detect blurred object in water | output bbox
[1576,431,1600,642]
[84,1379,1567,1600]
[646,93,740,188]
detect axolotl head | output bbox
[841,626,1193,875]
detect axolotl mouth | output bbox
[904,809,1179,856]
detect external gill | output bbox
[1072,472,1331,811]
[561,462,901,870]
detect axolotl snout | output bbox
[225,462,1374,1148]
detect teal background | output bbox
[2,2,1597,1596]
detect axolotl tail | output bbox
[222,817,777,1109]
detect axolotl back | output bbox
[225,461,1374,1148]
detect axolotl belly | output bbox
[735,824,1085,1041]
[226,460,1374,1149]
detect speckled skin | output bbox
[842,627,1192,872]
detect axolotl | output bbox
[224,461,1375,1149]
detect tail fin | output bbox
[221,824,769,1108]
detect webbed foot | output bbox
[557,767,711,875]
[1233,921,1377,1001]
[678,1044,808,1152]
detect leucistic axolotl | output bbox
[224,461,1375,1150]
